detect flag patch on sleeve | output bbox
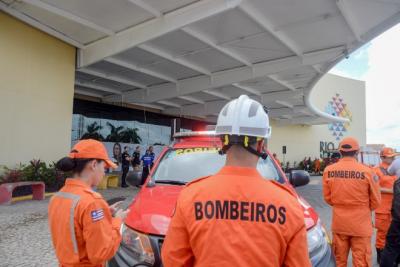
[91,209,104,222]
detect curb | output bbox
[12,192,55,203]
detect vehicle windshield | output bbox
[152,147,285,184]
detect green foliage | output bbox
[81,122,105,141]
[105,122,125,142]
[120,127,142,144]
[0,160,69,191]
[0,165,24,184]
[80,121,143,143]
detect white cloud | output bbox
[364,24,400,147]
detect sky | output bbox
[329,23,400,150]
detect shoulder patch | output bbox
[91,209,104,222]
[185,175,212,187]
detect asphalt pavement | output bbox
[0,175,381,266]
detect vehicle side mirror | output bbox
[289,170,310,187]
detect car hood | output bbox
[125,184,319,235]
[125,185,182,235]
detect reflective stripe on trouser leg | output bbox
[53,192,81,254]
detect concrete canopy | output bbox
[2,0,400,124]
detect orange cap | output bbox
[69,139,117,169]
[380,147,398,158]
[339,137,360,152]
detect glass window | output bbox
[152,148,285,184]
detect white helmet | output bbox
[215,95,271,139]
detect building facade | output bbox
[268,74,366,166]
[0,12,366,168]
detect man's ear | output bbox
[89,159,98,170]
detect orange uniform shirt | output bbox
[323,157,381,237]
[162,166,311,267]
[374,162,396,214]
[48,179,122,267]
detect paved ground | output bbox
[0,176,381,266]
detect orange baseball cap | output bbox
[380,147,399,158]
[339,137,360,152]
[69,139,117,169]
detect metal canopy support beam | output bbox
[268,74,296,91]
[131,103,166,110]
[75,88,104,98]
[77,68,146,88]
[239,1,303,58]
[78,0,242,67]
[0,1,84,48]
[139,44,211,75]
[163,90,304,117]
[128,0,162,17]
[75,81,122,95]
[103,45,344,103]
[203,90,231,100]
[336,0,362,41]
[104,57,177,83]
[23,0,114,36]
[157,100,181,108]
[275,100,294,109]
[231,83,261,96]
[182,27,252,66]
[177,95,205,104]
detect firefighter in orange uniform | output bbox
[162,95,311,267]
[48,139,129,267]
[314,158,321,174]
[374,147,398,263]
[323,137,381,267]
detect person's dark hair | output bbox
[56,157,102,173]
[124,146,128,150]
[136,146,140,149]
[340,150,358,157]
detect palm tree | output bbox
[81,122,104,141]
[105,122,124,142]
[120,128,142,144]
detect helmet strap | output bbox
[243,142,268,160]
[219,135,268,160]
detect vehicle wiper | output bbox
[155,180,187,185]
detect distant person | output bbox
[314,158,321,174]
[373,147,398,263]
[307,157,312,172]
[140,149,155,186]
[120,146,130,188]
[131,146,141,171]
[303,157,307,170]
[148,145,155,169]
[272,153,281,167]
[380,157,400,267]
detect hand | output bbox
[115,208,130,221]
[110,201,123,215]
